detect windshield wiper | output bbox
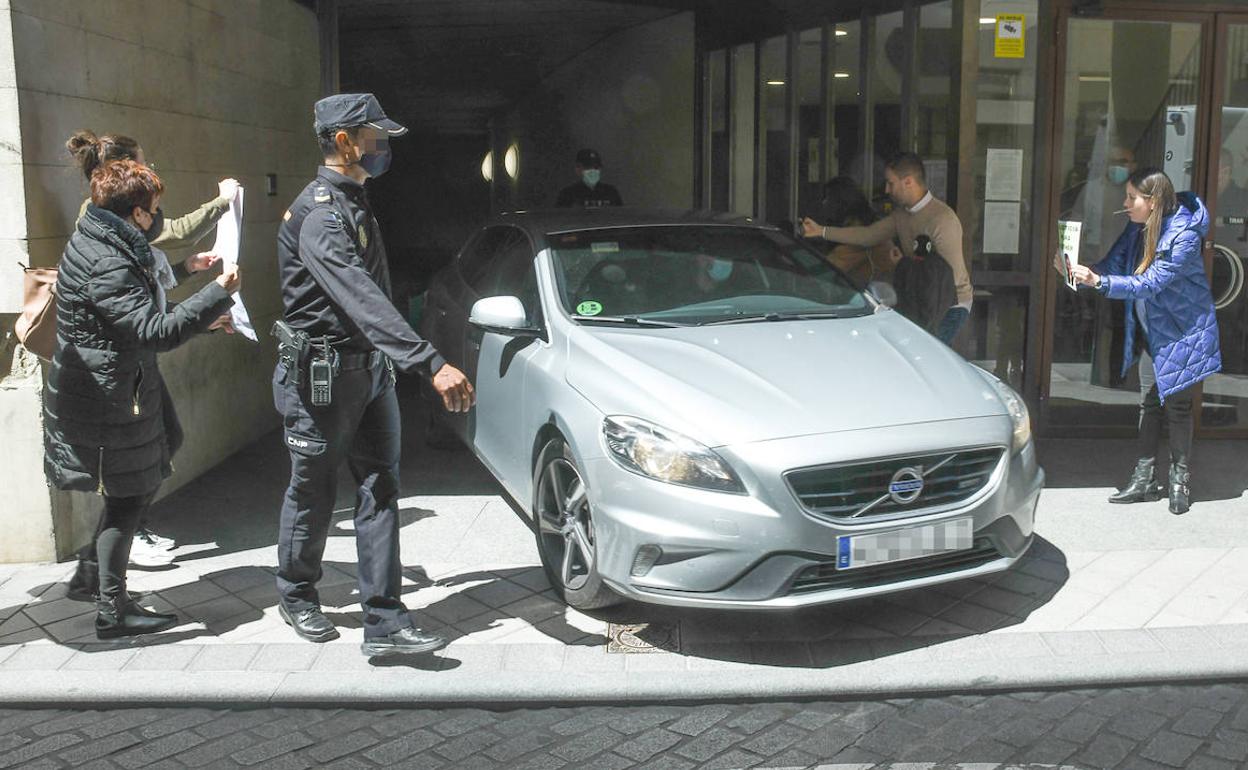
[570,315,686,328]
[699,309,864,326]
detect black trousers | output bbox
[1137,353,1196,463]
[95,492,155,601]
[273,357,410,638]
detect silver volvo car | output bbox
[420,209,1044,610]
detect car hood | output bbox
[565,311,1008,447]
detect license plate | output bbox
[836,517,973,570]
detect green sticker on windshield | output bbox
[576,300,603,316]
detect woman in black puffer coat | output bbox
[44,160,241,638]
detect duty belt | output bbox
[338,350,386,371]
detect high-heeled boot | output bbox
[1168,456,1191,515]
[1108,457,1164,503]
[95,595,177,639]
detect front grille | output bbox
[787,538,1000,594]
[785,447,1004,521]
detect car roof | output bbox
[493,208,775,244]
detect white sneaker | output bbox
[129,531,176,568]
[137,527,176,550]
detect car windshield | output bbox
[548,225,870,326]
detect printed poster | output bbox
[983,201,1020,255]
[994,14,1025,59]
[985,148,1023,201]
[1057,220,1082,292]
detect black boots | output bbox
[1169,457,1191,515]
[66,559,98,602]
[95,595,177,639]
[66,558,141,603]
[1108,458,1164,504]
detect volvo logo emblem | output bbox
[888,466,924,505]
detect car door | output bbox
[463,231,545,498]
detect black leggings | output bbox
[1137,353,1195,463]
[93,492,155,601]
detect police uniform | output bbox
[273,94,445,650]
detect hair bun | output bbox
[65,129,100,159]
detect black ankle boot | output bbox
[1108,458,1164,503]
[66,558,98,602]
[1169,457,1191,515]
[95,596,178,639]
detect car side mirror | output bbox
[469,296,541,336]
[867,280,897,308]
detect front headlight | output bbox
[602,416,745,493]
[986,376,1032,452]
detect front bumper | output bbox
[581,416,1044,610]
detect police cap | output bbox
[314,93,408,137]
[575,148,603,168]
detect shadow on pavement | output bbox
[578,535,1070,669]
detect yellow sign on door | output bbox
[994,14,1025,59]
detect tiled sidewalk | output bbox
[0,409,1246,704]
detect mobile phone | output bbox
[310,358,333,406]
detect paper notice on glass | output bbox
[1057,220,1082,292]
[211,188,257,341]
[982,201,1020,254]
[985,148,1024,201]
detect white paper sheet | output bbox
[985,148,1024,201]
[211,187,257,341]
[982,200,1020,255]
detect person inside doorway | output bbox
[808,176,893,288]
[1063,167,1221,515]
[800,152,973,346]
[556,148,623,208]
[1217,147,1248,216]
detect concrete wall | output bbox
[497,12,695,211]
[0,0,321,562]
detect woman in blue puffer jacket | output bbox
[1069,167,1221,514]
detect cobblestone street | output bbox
[3,682,1248,769]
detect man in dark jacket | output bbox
[274,93,474,656]
[45,159,240,639]
[555,148,624,208]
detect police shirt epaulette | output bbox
[313,184,331,203]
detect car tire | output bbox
[533,437,622,610]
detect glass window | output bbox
[459,227,521,290]
[549,226,869,325]
[829,20,862,185]
[730,42,756,217]
[960,2,1041,390]
[870,11,905,203]
[707,49,729,212]
[796,28,823,224]
[1202,23,1248,430]
[761,35,791,227]
[1048,18,1203,427]
[917,2,955,201]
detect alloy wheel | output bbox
[537,456,595,591]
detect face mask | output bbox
[142,208,164,243]
[359,147,392,178]
[582,169,601,188]
[707,258,733,282]
[1107,165,1130,185]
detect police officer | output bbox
[555,148,624,208]
[273,93,475,656]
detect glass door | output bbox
[1045,15,1207,430]
[1200,16,1248,435]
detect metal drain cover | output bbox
[606,622,681,654]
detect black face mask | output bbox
[143,208,164,243]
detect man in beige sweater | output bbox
[802,152,973,345]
